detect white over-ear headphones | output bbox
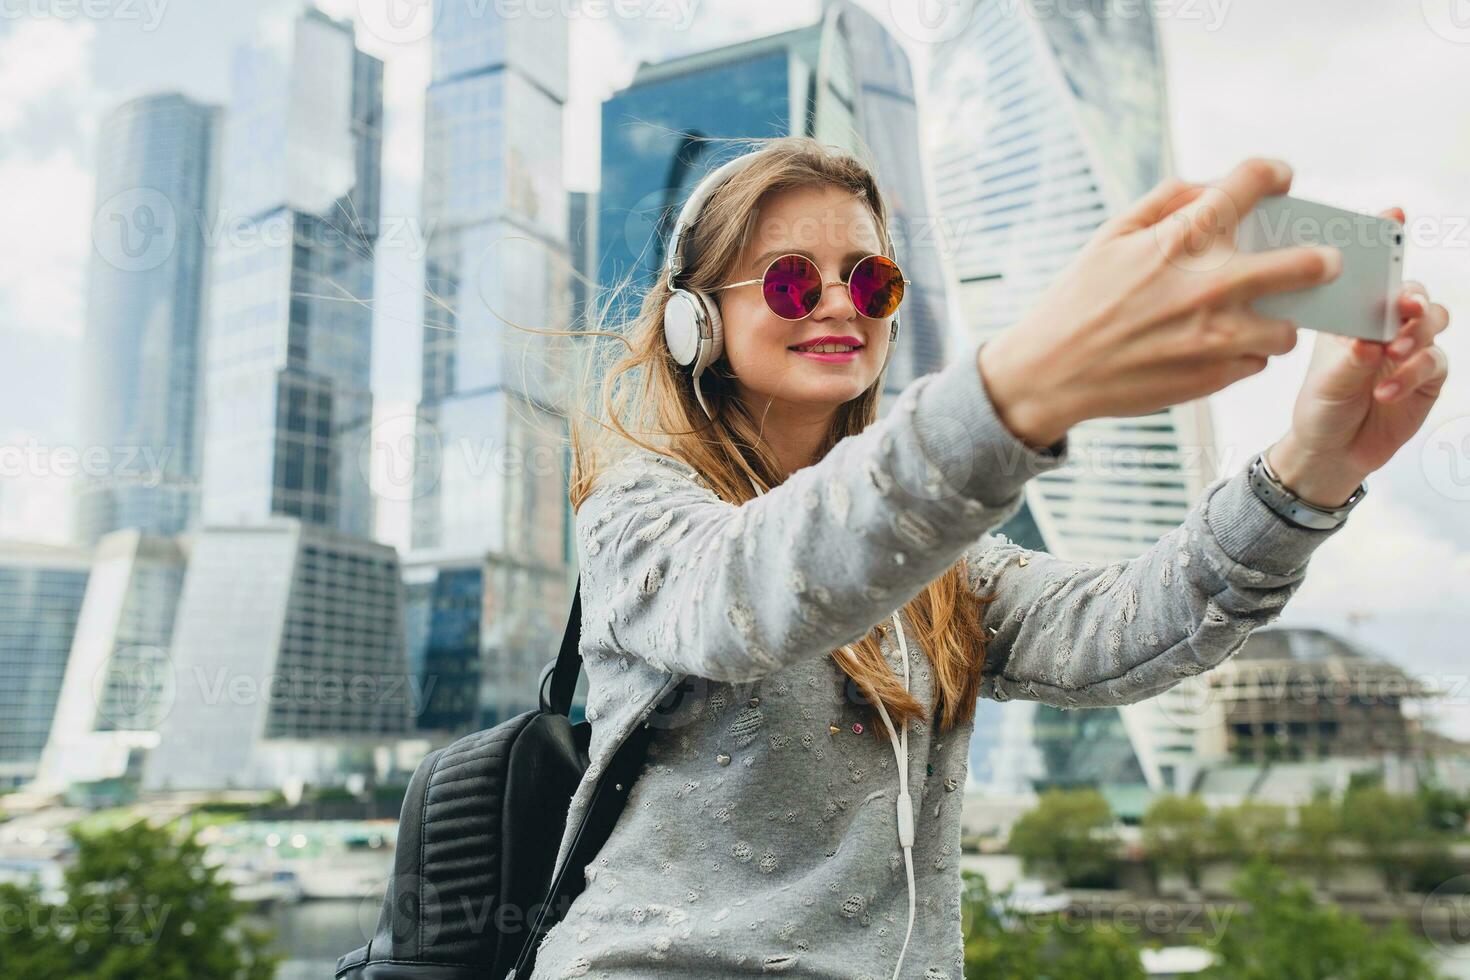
[661,148,902,421]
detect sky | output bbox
[1,0,1466,728]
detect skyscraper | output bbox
[0,542,90,788]
[35,530,186,791]
[139,9,407,790]
[142,520,409,789]
[404,1,576,734]
[928,0,1217,795]
[198,7,383,539]
[597,0,950,394]
[411,1,572,554]
[75,93,220,546]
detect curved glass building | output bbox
[929,0,1218,797]
[75,93,220,546]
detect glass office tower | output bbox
[412,0,572,553]
[404,1,576,735]
[140,10,407,790]
[929,0,1217,796]
[597,0,950,395]
[75,94,220,546]
[0,543,90,788]
[199,7,383,540]
[402,557,483,735]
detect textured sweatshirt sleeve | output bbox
[961,460,1349,707]
[574,339,1070,684]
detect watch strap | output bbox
[1247,451,1365,530]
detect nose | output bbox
[807,273,857,323]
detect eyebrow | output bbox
[748,247,877,271]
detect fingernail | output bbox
[1390,336,1414,357]
[1377,382,1400,399]
[1272,160,1292,182]
[1317,246,1342,280]
[1407,294,1428,316]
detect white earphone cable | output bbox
[840,609,917,980]
[747,476,917,978]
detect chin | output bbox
[787,373,874,408]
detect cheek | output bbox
[720,298,791,369]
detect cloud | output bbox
[0,19,98,342]
[0,18,96,133]
[1285,492,1470,616]
[0,149,95,341]
[0,428,76,545]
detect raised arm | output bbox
[575,340,1070,684]
[962,460,1346,707]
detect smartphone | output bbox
[1234,194,1405,343]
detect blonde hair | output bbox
[553,134,998,741]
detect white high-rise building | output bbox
[142,520,409,789]
[928,0,1217,796]
[35,530,186,791]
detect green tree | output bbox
[0,822,278,979]
[1417,783,1470,835]
[961,874,1045,977]
[0,883,68,975]
[1210,800,1290,862]
[1200,858,1440,980]
[1340,786,1451,895]
[1289,792,1341,890]
[1050,919,1147,980]
[1141,794,1211,888]
[1008,789,1119,888]
[960,872,1144,979]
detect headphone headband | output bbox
[664,150,765,288]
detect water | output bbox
[251,899,373,980]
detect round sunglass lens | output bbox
[849,255,905,319]
[762,254,823,319]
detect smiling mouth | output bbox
[788,342,864,353]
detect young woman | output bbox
[526,137,1451,979]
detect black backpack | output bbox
[335,576,667,980]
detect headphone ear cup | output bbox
[664,288,725,377]
[697,290,724,374]
[663,289,703,369]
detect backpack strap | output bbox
[542,576,583,717]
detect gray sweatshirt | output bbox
[526,339,1344,979]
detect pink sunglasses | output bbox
[714,252,910,320]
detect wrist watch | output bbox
[1247,450,1366,530]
